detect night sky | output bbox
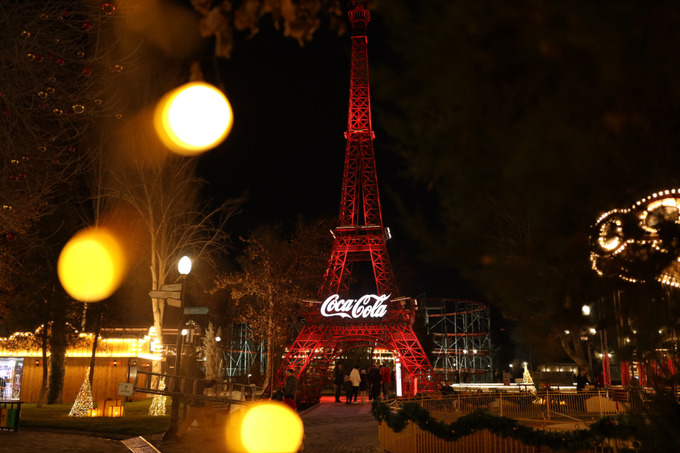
[196,25,348,232]
[192,15,448,296]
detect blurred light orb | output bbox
[58,227,125,302]
[229,402,303,453]
[155,82,233,155]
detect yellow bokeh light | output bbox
[226,402,304,453]
[58,227,126,302]
[154,81,233,155]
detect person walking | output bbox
[359,369,368,403]
[334,363,344,403]
[381,363,392,398]
[349,365,361,403]
[440,380,454,395]
[283,368,299,410]
[576,368,591,392]
[343,374,353,404]
[368,363,381,400]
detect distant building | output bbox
[0,327,167,403]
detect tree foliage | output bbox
[372,0,680,363]
[0,0,130,402]
[190,0,346,58]
[0,1,122,320]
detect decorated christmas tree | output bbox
[201,322,223,382]
[148,377,167,416]
[522,362,536,392]
[69,367,93,417]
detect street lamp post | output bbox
[472,349,477,383]
[163,256,192,442]
[582,303,611,385]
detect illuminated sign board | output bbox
[320,294,389,319]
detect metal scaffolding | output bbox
[223,323,266,379]
[423,298,492,382]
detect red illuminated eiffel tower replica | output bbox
[272,1,437,395]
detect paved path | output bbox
[0,396,381,453]
[0,429,130,452]
[298,396,381,453]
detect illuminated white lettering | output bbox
[320,294,389,319]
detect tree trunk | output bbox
[88,304,102,386]
[150,248,164,376]
[36,309,49,407]
[151,298,164,375]
[47,329,66,403]
[48,293,67,404]
[558,331,588,371]
[263,288,275,393]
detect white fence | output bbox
[378,389,643,453]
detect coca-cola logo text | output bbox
[320,294,389,319]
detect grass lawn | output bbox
[20,398,171,436]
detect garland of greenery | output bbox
[370,399,640,451]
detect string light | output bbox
[69,368,94,417]
[148,378,167,416]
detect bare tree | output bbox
[100,156,242,372]
[211,217,331,388]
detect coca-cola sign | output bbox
[320,294,389,319]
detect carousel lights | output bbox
[645,197,680,213]
[658,272,680,288]
[597,218,623,251]
[594,209,627,225]
[609,239,633,256]
[632,189,680,209]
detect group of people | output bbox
[333,362,393,404]
[575,368,606,391]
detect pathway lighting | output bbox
[163,255,192,441]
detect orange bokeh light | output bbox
[154,82,233,156]
[58,227,126,302]
[225,402,304,452]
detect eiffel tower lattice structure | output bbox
[272,1,438,396]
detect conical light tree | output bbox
[69,367,93,417]
[148,377,167,416]
[522,362,535,393]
